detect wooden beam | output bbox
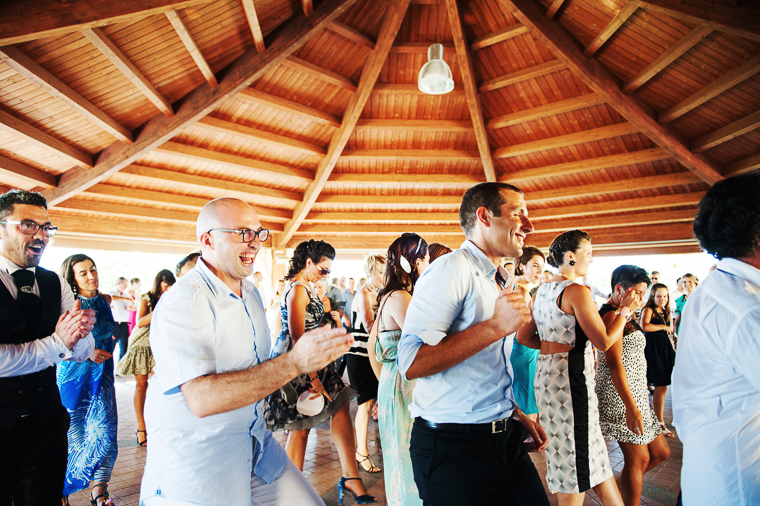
[632,0,760,44]
[584,4,638,57]
[302,0,313,16]
[236,87,340,127]
[658,54,760,124]
[534,209,695,234]
[545,0,565,20]
[372,83,465,94]
[278,0,414,248]
[327,173,485,184]
[50,212,197,243]
[282,56,357,91]
[389,42,455,53]
[0,109,92,168]
[297,223,465,235]
[340,149,481,162]
[165,9,218,87]
[622,26,713,94]
[446,0,495,182]
[51,234,199,255]
[353,119,472,132]
[500,147,671,181]
[0,45,132,143]
[0,0,216,46]
[487,94,606,130]
[41,0,357,206]
[241,0,266,53]
[470,24,529,51]
[154,141,314,183]
[0,154,56,189]
[493,122,639,159]
[304,211,460,223]
[81,28,174,117]
[724,153,760,176]
[195,116,326,156]
[591,244,702,256]
[529,192,704,220]
[327,22,375,49]
[528,222,695,246]
[525,172,701,202]
[478,59,565,93]
[691,110,760,153]
[316,195,462,205]
[502,0,724,184]
[287,234,467,249]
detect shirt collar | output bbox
[0,254,34,274]
[459,240,507,282]
[717,257,760,290]
[196,257,253,301]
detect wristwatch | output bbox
[615,306,632,321]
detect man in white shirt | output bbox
[108,277,132,361]
[0,189,96,505]
[140,198,353,506]
[672,172,760,506]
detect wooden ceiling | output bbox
[0,0,758,256]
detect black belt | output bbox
[415,416,511,434]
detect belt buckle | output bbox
[491,419,505,434]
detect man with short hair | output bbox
[109,277,132,361]
[673,173,760,506]
[338,276,346,290]
[140,197,352,506]
[650,271,660,284]
[175,252,200,278]
[342,278,356,327]
[398,182,550,505]
[0,189,96,505]
[325,276,345,323]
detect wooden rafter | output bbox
[724,153,760,176]
[235,88,340,128]
[277,0,414,248]
[354,119,472,132]
[691,110,760,153]
[302,0,314,16]
[165,9,218,88]
[50,213,197,243]
[622,26,712,94]
[328,173,484,184]
[241,0,266,53]
[327,22,376,49]
[340,149,481,162]
[305,211,460,223]
[584,4,638,57]
[81,28,174,117]
[41,0,359,206]
[502,0,724,184]
[479,59,565,93]
[470,23,529,51]
[0,45,132,144]
[0,154,56,189]
[445,0,495,182]
[390,42,455,53]
[545,0,565,20]
[0,109,92,168]
[487,94,606,130]
[372,83,465,94]
[282,56,358,91]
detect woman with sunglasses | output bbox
[265,240,376,505]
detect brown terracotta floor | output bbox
[64,377,681,506]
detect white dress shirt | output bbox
[108,288,131,322]
[672,257,760,506]
[0,254,94,377]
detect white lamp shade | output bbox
[418,43,455,95]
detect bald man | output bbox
[140,198,353,506]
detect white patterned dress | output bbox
[533,280,614,494]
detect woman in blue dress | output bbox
[58,254,117,506]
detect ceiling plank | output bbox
[241,0,266,53]
[340,149,481,162]
[282,56,357,91]
[390,42,455,53]
[0,154,57,189]
[236,87,340,128]
[304,211,461,223]
[478,59,565,93]
[154,141,314,183]
[658,54,760,124]
[327,21,376,49]
[0,109,92,168]
[50,212,197,243]
[354,119,472,132]
[724,153,760,176]
[81,28,174,117]
[195,116,327,156]
[278,0,414,248]
[316,195,462,205]
[41,0,357,206]
[372,83,465,94]
[328,173,485,184]
[0,0,215,46]
[470,24,529,51]
[525,172,701,202]
[691,109,760,153]
[545,0,566,20]
[493,122,639,159]
[502,0,724,184]
[622,26,713,94]
[584,3,638,57]
[165,9,218,88]
[445,0,496,182]
[487,93,606,130]
[0,45,132,144]
[297,223,465,235]
[529,192,704,220]
[286,234,467,249]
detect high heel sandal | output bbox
[338,477,377,505]
[659,421,675,438]
[356,452,381,473]
[136,429,147,446]
[90,483,113,506]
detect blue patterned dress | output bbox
[56,294,118,495]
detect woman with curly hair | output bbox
[265,240,376,504]
[57,254,117,506]
[367,233,429,506]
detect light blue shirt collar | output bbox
[196,257,255,302]
[717,257,760,289]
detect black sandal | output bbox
[136,429,147,446]
[356,452,381,473]
[90,483,113,506]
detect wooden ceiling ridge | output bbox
[41,0,360,206]
[500,0,724,184]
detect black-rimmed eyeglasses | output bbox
[0,220,58,237]
[207,227,270,243]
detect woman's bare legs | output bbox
[331,403,371,497]
[286,428,311,471]
[354,399,379,471]
[653,386,667,424]
[618,436,670,506]
[592,476,625,505]
[134,374,149,444]
[557,492,585,506]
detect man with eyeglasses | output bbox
[0,189,97,505]
[140,197,353,506]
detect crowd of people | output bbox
[0,172,758,506]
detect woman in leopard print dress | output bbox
[596,265,671,506]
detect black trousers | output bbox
[410,418,550,506]
[0,409,69,506]
[113,321,130,362]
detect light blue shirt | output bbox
[672,258,760,506]
[397,240,515,424]
[141,259,287,506]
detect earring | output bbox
[569,260,576,266]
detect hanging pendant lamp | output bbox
[418,43,455,95]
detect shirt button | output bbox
[59,353,65,358]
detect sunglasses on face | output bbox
[312,263,331,276]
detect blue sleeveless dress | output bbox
[56,294,118,495]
